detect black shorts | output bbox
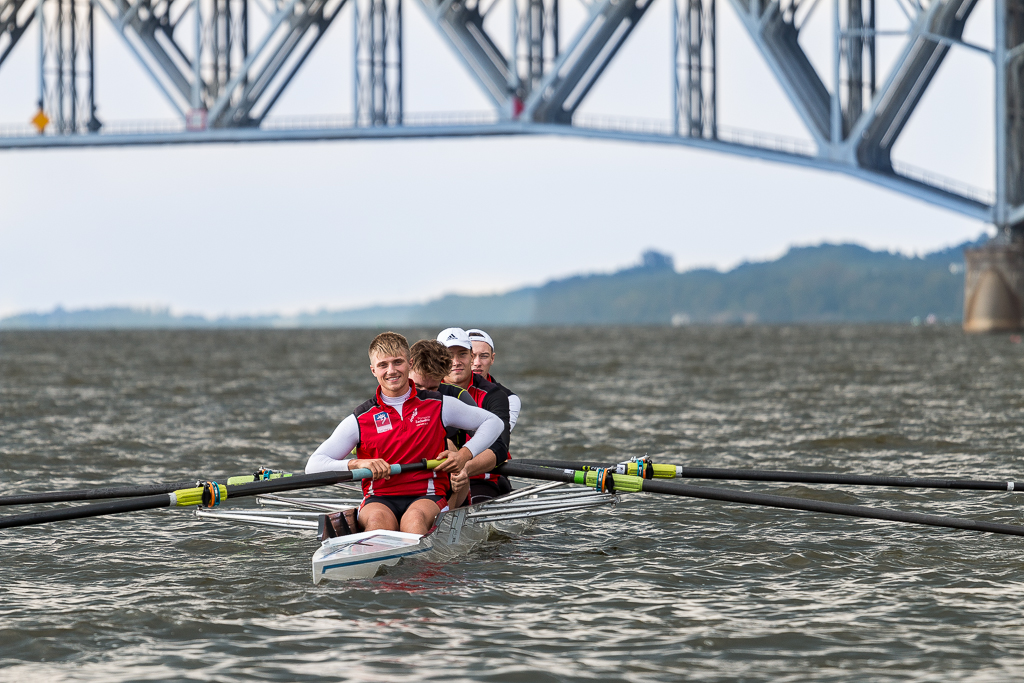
[360,494,448,521]
[469,476,511,503]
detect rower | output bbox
[467,328,521,431]
[409,339,474,405]
[408,338,506,508]
[304,332,503,535]
[436,327,512,503]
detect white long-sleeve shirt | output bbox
[507,394,522,430]
[305,390,504,474]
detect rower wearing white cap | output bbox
[436,327,513,502]
[466,328,521,431]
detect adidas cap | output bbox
[436,327,473,350]
[466,328,494,351]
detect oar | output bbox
[499,462,1024,539]
[0,467,294,507]
[0,461,439,531]
[517,458,1020,492]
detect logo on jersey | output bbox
[409,407,431,427]
[374,411,392,433]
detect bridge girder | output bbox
[414,0,654,122]
[0,0,1019,231]
[0,0,34,66]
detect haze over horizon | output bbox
[0,213,990,319]
[1,237,984,323]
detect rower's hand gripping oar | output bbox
[0,466,294,507]
[517,457,1022,493]
[498,462,1024,539]
[0,461,441,531]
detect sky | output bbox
[0,0,996,317]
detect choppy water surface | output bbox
[3,326,1024,682]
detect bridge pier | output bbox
[964,237,1024,332]
[963,0,1024,333]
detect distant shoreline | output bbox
[1,239,982,330]
[0,321,965,332]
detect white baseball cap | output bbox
[436,327,473,349]
[466,328,494,351]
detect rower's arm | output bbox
[464,449,497,477]
[441,396,503,456]
[507,394,521,430]
[481,391,512,458]
[305,415,358,473]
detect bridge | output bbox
[0,0,1016,226]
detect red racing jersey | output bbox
[353,381,450,498]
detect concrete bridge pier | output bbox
[963,237,1024,332]
[964,0,1024,333]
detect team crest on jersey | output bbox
[410,406,430,427]
[374,411,392,433]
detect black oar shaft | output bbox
[0,482,199,507]
[0,494,174,529]
[516,459,1016,492]
[0,465,428,531]
[499,463,1024,539]
[642,479,1024,537]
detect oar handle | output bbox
[346,462,432,482]
[213,461,431,503]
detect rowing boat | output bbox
[195,480,620,583]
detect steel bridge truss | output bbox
[0,0,1020,230]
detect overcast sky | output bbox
[0,0,995,317]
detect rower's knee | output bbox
[399,501,439,534]
[359,504,398,532]
[399,515,431,534]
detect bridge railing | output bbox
[572,113,819,158]
[263,112,502,129]
[0,110,995,209]
[0,119,188,138]
[891,160,995,206]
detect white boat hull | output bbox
[312,529,432,583]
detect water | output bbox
[2,326,1024,682]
